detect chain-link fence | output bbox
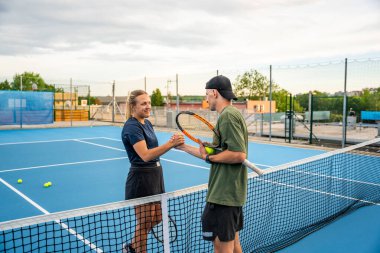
[1,58,379,146]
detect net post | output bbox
[161,193,171,253]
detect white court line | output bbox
[84,138,275,168]
[74,139,125,152]
[0,137,108,146]
[100,137,122,141]
[0,177,103,253]
[160,158,210,170]
[0,157,128,173]
[78,139,274,170]
[0,137,271,174]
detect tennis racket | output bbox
[151,215,178,243]
[175,111,264,175]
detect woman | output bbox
[121,90,184,253]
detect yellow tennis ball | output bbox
[43,183,50,188]
[205,147,215,155]
[47,182,52,187]
[17,179,23,184]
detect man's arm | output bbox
[175,144,203,159]
[202,149,246,164]
[177,143,246,164]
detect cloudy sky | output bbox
[0,0,379,95]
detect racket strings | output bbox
[177,114,216,140]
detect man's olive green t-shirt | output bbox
[206,105,248,206]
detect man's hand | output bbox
[199,143,207,160]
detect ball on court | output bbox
[205,147,215,155]
[47,182,52,187]
[43,183,50,188]
[17,179,23,184]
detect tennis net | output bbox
[1,138,379,252]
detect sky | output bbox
[0,0,379,96]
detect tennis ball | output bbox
[47,182,52,187]
[17,179,23,184]
[205,147,215,155]
[43,183,50,188]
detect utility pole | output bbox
[166,79,173,108]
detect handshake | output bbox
[169,133,185,147]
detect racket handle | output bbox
[243,159,264,175]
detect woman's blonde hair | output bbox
[126,90,148,119]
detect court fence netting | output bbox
[1,138,379,252]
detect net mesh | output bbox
[1,138,379,252]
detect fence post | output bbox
[176,74,179,119]
[269,65,272,141]
[112,81,115,123]
[70,78,73,127]
[342,58,348,148]
[309,92,313,144]
[20,76,23,128]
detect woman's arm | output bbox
[133,134,184,162]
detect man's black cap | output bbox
[205,75,237,101]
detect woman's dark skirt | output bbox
[125,161,165,200]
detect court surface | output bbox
[0,126,379,252]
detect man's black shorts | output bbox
[201,202,243,242]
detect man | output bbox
[176,75,248,253]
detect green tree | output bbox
[362,87,380,111]
[78,96,99,105]
[0,79,12,90]
[151,88,164,106]
[233,69,303,112]
[233,69,279,100]
[273,89,290,112]
[12,72,53,91]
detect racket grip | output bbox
[243,159,264,175]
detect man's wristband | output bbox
[205,154,213,164]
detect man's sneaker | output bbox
[122,243,136,253]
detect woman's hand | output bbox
[169,133,185,147]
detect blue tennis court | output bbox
[0,126,379,252]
